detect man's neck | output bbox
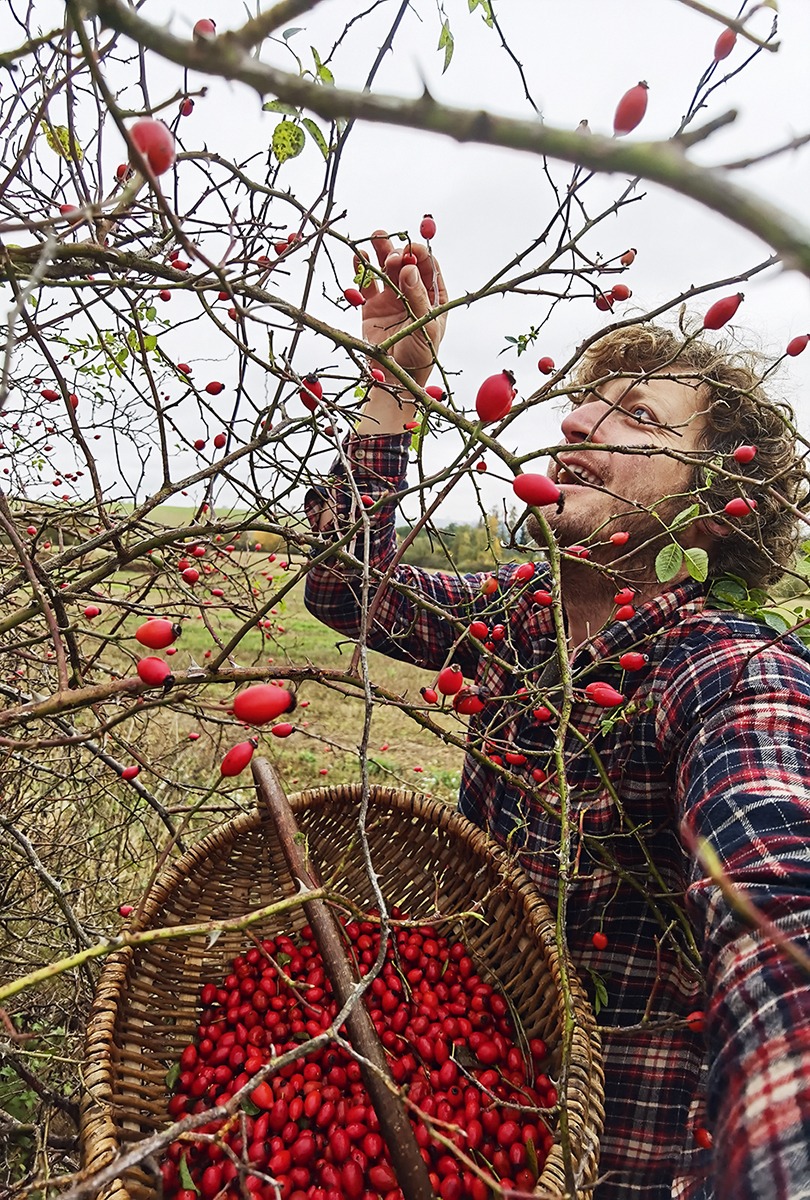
[559,559,673,654]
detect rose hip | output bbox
[161,912,553,1198]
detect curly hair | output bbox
[570,323,810,587]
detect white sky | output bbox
[3,0,810,524]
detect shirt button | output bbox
[355,449,365,460]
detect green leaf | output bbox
[302,117,329,160]
[525,1137,539,1177]
[272,120,306,163]
[178,1155,198,1193]
[310,45,334,85]
[763,610,789,633]
[282,27,302,40]
[145,306,156,321]
[263,99,298,115]
[584,967,609,1015]
[684,547,709,582]
[710,574,748,606]
[276,951,291,967]
[468,0,495,25]
[655,542,683,582]
[165,1060,181,1089]
[669,503,700,532]
[437,19,454,72]
[143,334,157,352]
[41,121,83,161]
[317,63,334,85]
[241,1096,261,1116]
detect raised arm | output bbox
[353,229,447,435]
[304,227,484,672]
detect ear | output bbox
[694,516,729,540]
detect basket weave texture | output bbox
[82,784,604,1199]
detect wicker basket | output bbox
[82,784,604,1199]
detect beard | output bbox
[525,478,697,595]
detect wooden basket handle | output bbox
[252,759,434,1200]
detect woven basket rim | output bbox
[81,782,605,1199]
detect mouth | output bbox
[556,459,604,488]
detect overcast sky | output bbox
[5,0,810,523]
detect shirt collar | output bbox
[576,578,709,666]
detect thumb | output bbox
[399,264,430,318]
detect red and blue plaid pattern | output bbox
[304,433,810,1200]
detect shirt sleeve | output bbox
[302,433,500,674]
[658,631,810,1199]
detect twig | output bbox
[82,0,810,278]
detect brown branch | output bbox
[670,0,779,49]
[0,494,70,691]
[0,1041,80,1125]
[82,0,810,278]
[255,760,434,1200]
[0,886,330,1004]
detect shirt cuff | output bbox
[303,432,411,535]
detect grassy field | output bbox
[223,559,465,800]
[107,552,467,808]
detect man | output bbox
[304,233,810,1199]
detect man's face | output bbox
[530,372,710,574]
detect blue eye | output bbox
[630,405,651,422]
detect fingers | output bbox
[370,230,394,267]
[360,229,447,309]
[397,243,446,321]
[410,242,447,307]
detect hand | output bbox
[356,230,448,384]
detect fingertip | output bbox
[400,265,420,289]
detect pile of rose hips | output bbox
[161,913,556,1200]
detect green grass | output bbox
[94,552,466,809]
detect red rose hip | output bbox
[713,27,737,61]
[129,118,176,176]
[613,81,649,136]
[137,657,172,687]
[512,473,561,507]
[724,497,757,517]
[475,371,516,423]
[703,292,743,330]
[436,665,463,696]
[232,683,295,725]
[136,618,181,649]
[220,740,257,777]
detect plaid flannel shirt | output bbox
[303,432,810,1200]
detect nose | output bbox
[560,394,612,444]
